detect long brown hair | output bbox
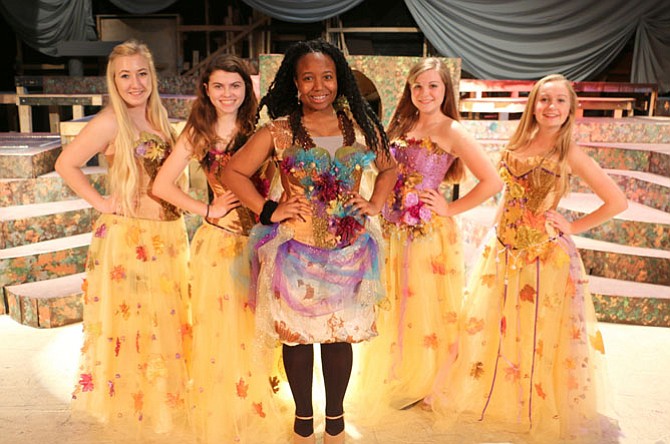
[507,74,577,197]
[184,54,258,161]
[387,58,463,183]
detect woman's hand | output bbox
[419,189,449,217]
[546,210,573,235]
[95,195,118,214]
[272,194,311,223]
[348,192,380,216]
[207,190,240,218]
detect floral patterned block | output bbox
[462,120,519,140]
[5,289,83,328]
[573,119,670,144]
[0,170,106,207]
[649,150,670,178]
[581,249,670,286]
[162,95,195,119]
[260,54,461,127]
[0,208,96,249]
[561,209,670,250]
[0,245,89,288]
[570,173,670,213]
[36,292,83,328]
[580,145,654,172]
[0,146,61,179]
[593,294,670,327]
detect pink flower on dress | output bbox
[404,191,419,207]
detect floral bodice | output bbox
[496,150,564,251]
[201,139,269,235]
[107,132,181,221]
[268,118,375,249]
[382,137,455,237]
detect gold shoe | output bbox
[323,413,345,444]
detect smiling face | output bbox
[410,69,446,116]
[294,52,338,113]
[534,80,572,129]
[205,69,246,117]
[113,54,152,109]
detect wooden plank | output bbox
[460,96,635,118]
[18,94,104,106]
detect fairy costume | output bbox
[72,133,191,434]
[187,136,286,443]
[248,112,384,347]
[430,150,612,441]
[371,137,464,409]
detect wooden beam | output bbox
[185,16,270,76]
[327,27,420,33]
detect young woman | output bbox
[365,57,502,410]
[430,74,626,441]
[56,40,190,435]
[223,39,396,444]
[152,54,282,443]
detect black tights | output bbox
[283,342,353,437]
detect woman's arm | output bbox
[223,127,309,222]
[349,150,397,216]
[54,108,118,213]
[424,122,502,217]
[152,133,239,218]
[547,144,627,235]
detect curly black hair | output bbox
[258,39,389,155]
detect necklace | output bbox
[289,108,356,150]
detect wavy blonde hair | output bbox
[507,74,577,197]
[106,40,176,216]
[387,58,464,183]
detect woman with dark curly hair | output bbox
[223,39,396,443]
[153,54,281,443]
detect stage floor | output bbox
[0,315,668,444]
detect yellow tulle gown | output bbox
[430,150,617,442]
[354,137,463,412]
[187,146,288,443]
[72,133,191,436]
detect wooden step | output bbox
[590,276,670,327]
[1,199,95,248]
[0,166,106,207]
[5,273,84,328]
[0,233,90,288]
[559,193,670,250]
[0,134,61,179]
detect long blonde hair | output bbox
[507,74,577,197]
[106,40,176,216]
[387,58,464,183]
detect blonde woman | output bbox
[430,74,626,441]
[56,40,190,435]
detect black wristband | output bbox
[259,200,278,225]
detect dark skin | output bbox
[223,52,396,223]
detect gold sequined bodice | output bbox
[496,150,563,250]
[267,118,374,249]
[106,132,181,221]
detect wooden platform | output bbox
[459,96,635,119]
[459,78,658,118]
